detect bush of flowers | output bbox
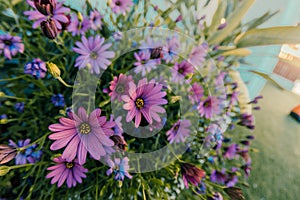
[1,0,299,199]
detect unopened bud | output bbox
[34,0,56,15]
[0,166,11,176]
[47,62,61,78]
[41,19,58,39]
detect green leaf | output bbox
[208,0,227,34]
[208,0,255,44]
[235,26,300,47]
[221,48,252,57]
[244,10,279,30]
[249,70,285,90]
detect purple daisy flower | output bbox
[46,156,88,188]
[171,60,194,83]
[51,94,65,107]
[73,35,115,74]
[188,45,207,68]
[24,0,70,30]
[134,50,160,76]
[67,14,90,36]
[8,139,42,165]
[181,163,205,188]
[89,10,103,30]
[210,169,228,184]
[24,58,47,79]
[189,82,204,104]
[109,74,133,102]
[197,96,220,119]
[15,102,25,113]
[109,115,124,136]
[121,78,168,128]
[106,157,132,181]
[166,119,191,143]
[110,0,134,15]
[162,35,180,63]
[48,107,115,165]
[0,34,24,60]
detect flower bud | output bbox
[0,166,11,176]
[150,47,163,59]
[224,187,245,200]
[41,19,58,40]
[34,0,56,15]
[110,135,127,151]
[0,144,17,164]
[46,62,61,78]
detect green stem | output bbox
[0,75,27,82]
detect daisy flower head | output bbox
[106,157,132,181]
[73,35,115,74]
[89,10,103,31]
[171,60,194,83]
[162,35,180,63]
[109,74,133,102]
[166,119,191,143]
[198,96,220,119]
[110,0,134,15]
[67,13,90,36]
[134,49,160,76]
[24,0,70,29]
[188,44,207,68]
[0,34,24,60]
[189,82,204,104]
[122,78,168,128]
[48,107,115,165]
[46,156,88,188]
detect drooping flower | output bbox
[8,139,42,165]
[223,143,237,160]
[162,35,180,63]
[24,0,70,30]
[89,10,103,30]
[51,94,65,107]
[121,78,168,128]
[48,107,115,165]
[198,96,220,119]
[15,102,25,113]
[0,144,17,164]
[188,45,206,68]
[210,169,227,184]
[34,0,57,15]
[46,156,88,188]
[134,50,160,76]
[109,74,133,102]
[238,113,255,130]
[166,119,191,143]
[0,34,24,60]
[24,58,47,79]
[73,35,115,74]
[189,82,204,104]
[224,187,245,200]
[67,13,90,36]
[106,157,132,181]
[110,0,134,15]
[181,163,206,188]
[171,60,194,83]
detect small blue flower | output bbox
[15,102,25,113]
[51,94,65,107]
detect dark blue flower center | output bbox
[90,51,98,60]
[3,40,12,46]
